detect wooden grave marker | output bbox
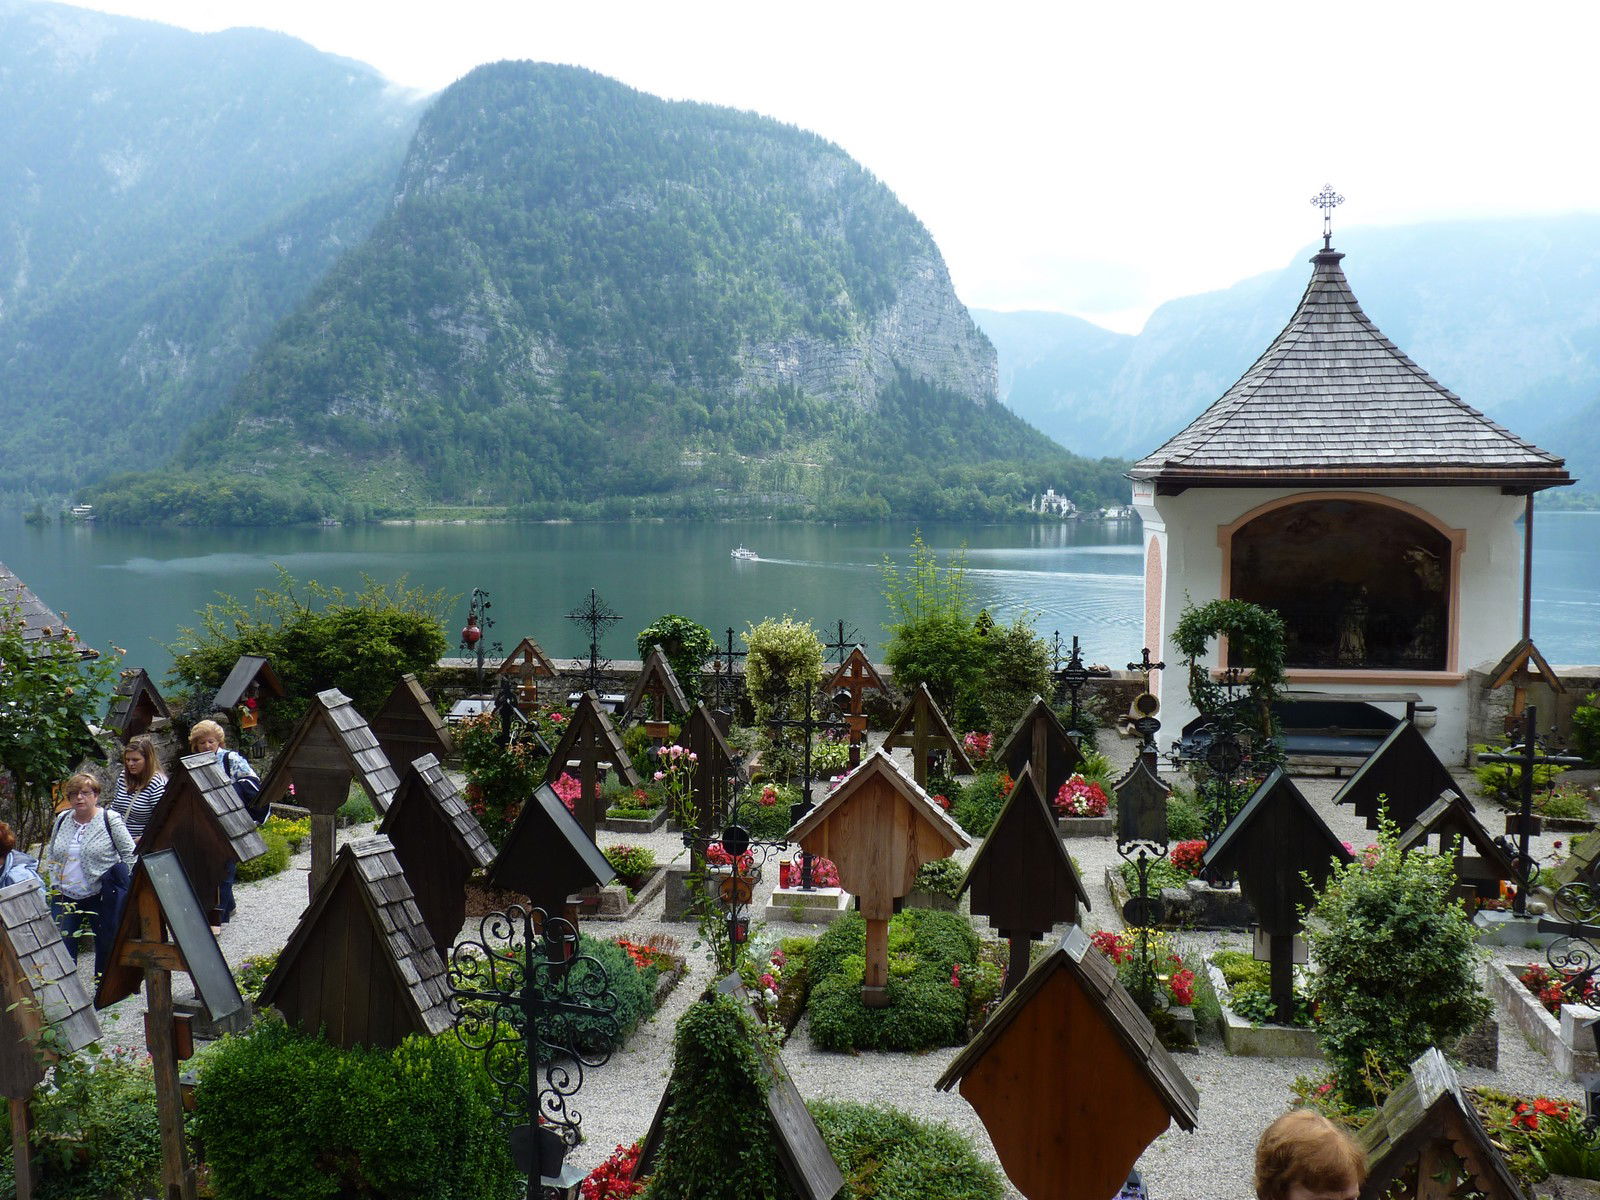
[498,636,558,709]
[487,782,617,917]
[683,702,746,864]
[257,688,400,897]
[212,653,285,732]
[0,882,101,1200]
[1398,794,1521,903]
[935,925,1199,1200]
[960,763,1090,995]
[882,682,973,787]
[995,696,1084,807]
[1486,636,1565,724]
[370,672,452,774]
[258,835,451,1051]
[789,750,970,1006]
[542,690,639,840]
[1333,721,1469,832]
[96,849,244,1200]
[1356,1047,1523,1200]
[378,754,496,955]
[105,667,170,741]
[1203,767,1352,1024]
[821,646,889,768]
[624,644,690,743]
[141,752,268,926]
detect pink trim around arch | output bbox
[1214,491,1466,676]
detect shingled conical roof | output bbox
[1131,247,1571,492]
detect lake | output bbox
[1,513,1595,680]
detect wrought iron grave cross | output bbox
[706,626,748,710]
[1051,633,1092,734]
[824,619,861,666]
[566,589,621,695]
[1479,705,1584,918]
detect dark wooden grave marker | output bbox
[105,667,170,741]
[1356,1047,1523,1200]
[683,703,745,867]
[142,752,268,926]
[936,924,1199,1200]
[625,643,690,763]
[821,646,889,768]
[961,763,1090,996]
[0,883,101,1200]
[212,654,285,734]
[1398,795,1520,903]
[258,835,451,1051]
[1332,720,1469,832]
[789,750,970,1006]
[371,672,452,773]
[257,688,400,897]
[487,783,617,917]
[542,690,639,839]
[498,636,558,710]
[882,683,973,787]
[378,754,495,954]
[995,696,1084,807]
[1203,767,1352,1023]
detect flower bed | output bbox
[1054,773,1114,836]
[1491,960,1600,1080]
[600,785,668,833]
[1204,949,1320,1058]
[1089,928,1198,1052]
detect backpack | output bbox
[0,848,46,895]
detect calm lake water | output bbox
[1,513,1595,680]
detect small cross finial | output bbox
[1311,184,1344,250]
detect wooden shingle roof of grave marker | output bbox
[0,882,100,1097]
[377,754,495,954]
[636,973,844,1200]
[1356,1047,1523,1200]
[995,696,1084,805]
[258,835,451,1051]
[1486,636,1566,721]
[212,654,285,711]
[486,782,616,915]
[542,690,639,838]
[140,752,268,926]
[625,644,690,725]
[370,673,452,772]
[936,924,1199,1200]
[1398,794,1520,901]
[1332,720,1468,832]
[882,683,973,787]
[105,667,170,741]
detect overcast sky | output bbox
[67,0,1600,332]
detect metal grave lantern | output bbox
[882,683,973,788]
[371,672,453,772]
[488,783,616,917]
[141,752,268,925]
[995,696,1084,807]
[821,646,889,768]
[542,691,639,839]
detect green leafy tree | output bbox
[962,614,1051,731]
[880,534,984,715]
[743,616,824,781]
[636,614,716,704]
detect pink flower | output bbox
[653,771,665,782]
[950,963,962,989]
[761,973,776,990]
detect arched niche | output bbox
[1223,496,1460,672]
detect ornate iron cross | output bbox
[566,589,620,694]
[824,619,861,666]
[1051,633,1092,732]
[706,626,748,710]
[1311,183,1344,249]
[766,685,847,890]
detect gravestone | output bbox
[1398,794,1520,902]
[789,750,970,1006]
[378,754,496,954]
[370,673,452,774]
[487,783,617,917]
[995,696,1085,806]
[543,691,639,839]
[821,646,889,768]
[1333,721,1469,832]
[259,836,451,1051]
[882,683,973,787]
[141,752,269,926]
[105,667,170,741]
[935,925,1200,1200]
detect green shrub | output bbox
[455,710,550,846]
[234,950,281,1003]
[236,826,291,883]
[809,1100,1004,1200]
[194,1021,520,1200]
[1076,747,1115,791]
[881,535,984,716]
[604,843,658,879]
[1535,787,1590,820]
[636,614,716,705]
[1473,743,1568,802]
[263,814,310,853]
[337,790,378,826]
[1211,949,1270,992]
[734,783,798,841]
[743,616,825,778]
[1572,692,1600,764]
[914,857,965,899]
[1166,787,1207,842]
[811,735,852,776]
[951,770,1012,837]
[964,616,1051,732]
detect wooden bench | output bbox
[1274,691,1427,777]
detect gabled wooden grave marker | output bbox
[258,688,400,897]
[0,882,101,1200]
[96,850,244,1200]
[141,752,268,926]
[1333,720,1470,832]
[882,682,973,787]
[995,696,1084,806]
[498,636,558,709]
[105,667,170,741]
[1356,1047,1523,1200]
[370,672,452,774]
[935,925,1199,1200]
[1486,636,1565,724]
[1203,767,1352,1024]
[822,646,889,768]
[961,764,1090,996]
[683,702,745,866]
[625,644,690,742]
[212,653,285,731]
[378,754,496,954]
[1554,826,1600,890]
[789,750,970,1006]
[1398,794,1520,903]
[542,690,639,839]
[258,835,451,1051]
[636,973,843,1200]
[487,782,617,917]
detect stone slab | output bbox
[598,807,669,834]
[1474,909,1557,947]
[1058,816,1115,838]
[1206,965,1321,1058]
[582,864,671,923]
[764,886,852,925]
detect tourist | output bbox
[189,720,261,931]
[42,773,136,977]
[0,822,45,895]
[1254,1110,1366,1200]
[109,733,167,844]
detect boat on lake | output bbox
[731,545,758,560]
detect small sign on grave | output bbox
[1252,926,1308,965]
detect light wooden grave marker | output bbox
[0,882,101,1200]
[141,752,268,926]
[257,688,400,897]
[882,682,973,787]
[936,925,1199,1200]
[821,646,889,768]
[995,696,1084,807]
[1486,636,1565,724]
[488,783,617,917]
[370,672,452,774]
[1333,721,1469,832]
[378,755,496,954]
[789,750,970,1006]
[625,644,690,745]
[105,667,170,741]
[498,636,558,709]
[961,764,1090,996]
[258,835,451,1051]
[1398,795,1521,904]
[542,690,639,840]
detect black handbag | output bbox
[93,811,133,946]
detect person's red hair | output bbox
[1255,1109,1366,1200]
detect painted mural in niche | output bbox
[1230,500,1450,671]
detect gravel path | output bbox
[78,732,1586,1200]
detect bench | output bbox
[1275,691,1428,776]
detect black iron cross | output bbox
[1479,705,1585,917]
[1127,647,1165,678]
[566,589,621,694]
[824,619,861,666]
[1051,633,1092,731]
[766,686,847,890]
[1311,183,1344,249]
[706,626,748,710]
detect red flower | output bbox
[1169,968,1195,1007]
[933,793,950,810]
[1170,840,1208,876]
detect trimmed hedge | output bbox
[810,1100,1004,1200]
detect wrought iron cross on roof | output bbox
[1311,183,1344,250]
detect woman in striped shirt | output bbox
[109,734,167,844]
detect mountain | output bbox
[977,215,1600,488]
[93,61,1079,522]
[0,0,422,493]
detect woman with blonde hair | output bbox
[189,720,261,929]
[42,773,135,976]
[109,733,166,844]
